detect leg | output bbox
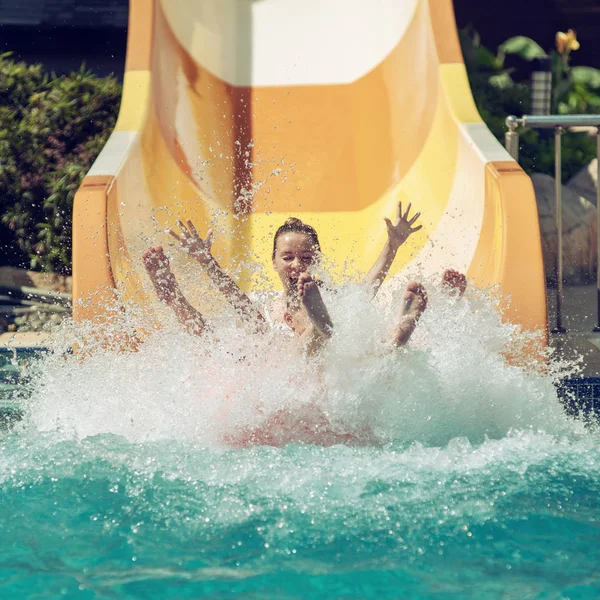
[297,273,333,338]
[441,268,467,297]
[142,246,207,337]
[390,282,428,347]
[284,309,328,356]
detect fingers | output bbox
[168,229,182,242]
[396,201,420,224]
[407,212,421,226]
[170,221,213,247]
[410,224,423,233]
[177,219,190,237]
[384,217,394,234]
[186,219,198,237]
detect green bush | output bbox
[460,28,599,182]
[0,53,121,274]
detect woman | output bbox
[142,203,443,352]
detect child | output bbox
[142,203,436,351]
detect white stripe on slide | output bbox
[461,123,515,164]
[400,130,486,277]
[160,0,420,86]
[87,131,138,178]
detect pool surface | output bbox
[1,289,599,599]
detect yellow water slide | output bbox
[73,0,547,340]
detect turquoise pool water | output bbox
[2,428,600,599]
[1,287,598,599]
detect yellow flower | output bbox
[556,29,580,55]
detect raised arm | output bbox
[142,246,207,337]
[169,220,267,332]
[364,202,422,298]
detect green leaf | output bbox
[571,66,600,89]
[475,46,501,70]
[488,72,514,90]
[553,78,572,107]
[498,36,547,61]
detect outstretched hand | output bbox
[384,202,422,252]
[168,219,214,266]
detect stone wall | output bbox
[534,158,600,285]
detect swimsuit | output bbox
[249,291,295,336]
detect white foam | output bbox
[21,275,580,448]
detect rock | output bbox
[531,172,597,285]
[0,266,72,293]
[566,158,598,206]
[0,267,34,288]
[27,272,72,293]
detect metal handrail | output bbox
[505,114,600,334]
[508,115,600,129]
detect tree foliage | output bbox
[459,28,599,181]
[0,53,121,273]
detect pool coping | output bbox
[0,332,51,352]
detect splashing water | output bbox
[2,278,598,599]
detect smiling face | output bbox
[272,232,318,293]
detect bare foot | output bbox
[442,269,467,297]
[297,273,333,338]
[142,246,179,305]
[391,282,428,346]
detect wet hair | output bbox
[272,218,321,259]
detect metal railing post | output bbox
[594,129,600,332]
[504,114,600,335]
[505,116,519,161]
[552,126,567,333]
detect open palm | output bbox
[169,219,214,265]
[384,202,422,251]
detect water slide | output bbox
[73,0,547,342]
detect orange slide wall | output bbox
[73,0,547,344]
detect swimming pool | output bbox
[1,289,599,599]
